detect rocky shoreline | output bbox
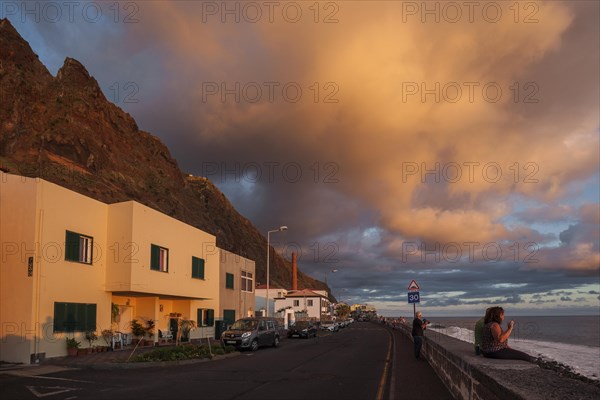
[536,357,600,387]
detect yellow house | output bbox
[218,249,256,327]
[0,172,254,363]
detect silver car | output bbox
[221,317,280,351]
[320,321,339,332]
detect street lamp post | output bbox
[266,225,287,317]
[324,268,338,286]
[325,268,338,317]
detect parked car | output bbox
[320,321,339,332]
[287,321,318,338]
[221,317,280,351]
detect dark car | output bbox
[287,321,318,338]
[220,317,280,351]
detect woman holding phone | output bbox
[481,306,534,362]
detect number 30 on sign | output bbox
[408,292,420,304]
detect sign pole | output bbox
[407,279,420,319]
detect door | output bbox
[223,310,236,329]
[257,320,269,346]
[169,318,179,342]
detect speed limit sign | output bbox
[408,292,420,304]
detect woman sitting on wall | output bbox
[481,306,535,362]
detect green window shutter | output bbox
[53,302,96,332]
[192,257,205,279]
[85,304,97,331]
[223,310,236,325]
[192,257,199,278]
[54,302,67,332]
[207,309,214,326]
[197,309,203,326]
[75,303,86,331]
[65,231,80,261]
[226,273,234,289]
[198,258,205,279]
[65,303,77,332]
[150,244,160,271]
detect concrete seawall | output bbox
[392,323,600,400]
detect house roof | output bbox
[285,289,327,298]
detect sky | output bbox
[4,0,599,316]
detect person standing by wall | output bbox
[412,311,429,360]
[474,308,492,355]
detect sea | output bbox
[425,315,600,382]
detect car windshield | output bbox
[230,320,258,330]
[292,321,310,329]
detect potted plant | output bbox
[84,330,98,353]
[66,337,80,357]
[178,318,196,344]
[144,319,156,346]
[101,329,114,351]
[111,303,120,322]
[130,319,146,345]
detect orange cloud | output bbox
[119,1,596,266]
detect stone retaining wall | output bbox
[393,323,599,400]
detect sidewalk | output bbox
[388,325,454,399]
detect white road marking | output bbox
[20,375,93,383]
[26,385,79,398]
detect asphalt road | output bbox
[0,322,452,400]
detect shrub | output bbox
[66,337,80,349]
[224,346,237,353]
[223,345,236,353]
[129,344,213,363]
[213,347,225,355]
[85,331,98,348]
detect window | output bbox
[150,244,168,272]
[223,309,236,326]
[225,273,234,289]
[197,308,215,327]
[191,256,205,279]
[293,300,300,307]
[307,300,314,307]
[241,271,253,292]
[53,302,96,332]
[65,231,93,264]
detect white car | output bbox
[320,321,339,332]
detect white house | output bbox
[273,289,330,321]
[254,284,288,316]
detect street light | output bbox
[325,268,338,286]
[266,225,287,317]
[325,268,338,317]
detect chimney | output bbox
[291,252,298,290]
